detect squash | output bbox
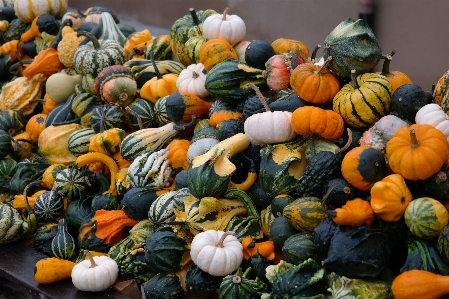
[185,35,208,64]
[22,47,65,78]
[121,187,169,221]
[291,106,344,140]
[268,216,298,248]
[45,72,83,104]
[391,270,449,299]
[209,100,243,128]
[57,23,85,68]
[50,218,75,260]
[53,168,85,200]
[199,38,238,72]
[117,247,156,284]
[90,104,126,133]
[390,83,430,123]
[33,190,64,221]
[89,128,126,155]
[0,202,25,244]
[74,31,125,77]
[244,39,275,70]
[325,197,375,227]
[185,264,223,299]
[98,11,126,46]
[20,13,59,42]
[167,139,191,172]
[283,195,328,232]
[433,69,449,105]
[404,197,449,240]
[218,267,268,299]
[67,127,96,157]
[202,7,246,46]
[165,92,211,124]
[333,70,392,128]
[25,113,46,142]
[323,18,382,81]
[370,174,413,222]
[271,37,309,58]
[415,103,449,143]
[126,98,157,130]
[123,29,152,57]
[282,233,323,265]
[33,221,58,255]
[264,53,302,92]
[143,273,186,299]
[94,65,137,107]
[386,124,448,181]
[176,63,209,98]
[14,0,68,23]
[142,35,172,61]
[34,257,76,284]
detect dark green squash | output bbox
[218,267,268,299]
[4,18,27,41]
[424,163,449,202]
[144,226,186,273]
[33,191,64,221]
[438,225,449,265]
[70,92,101,127]
[117,23,137,38]
[94,65,137,107]
[34,221,58,256]
[244,39,275,70]
[53,168,86,201]
[269,215,298,248]
[0,109,27,135]
[90,194,120,212]
[0,129,12,159]
[143,35,173,61]
[271,194,295,217]
[143,273,186,299]
[323,18,382,82]
[185,264,223,299]
[50,218,76,260]
[205,59,268,104]
[247,176,272,211]
[0,158,17,193]
[241,93,272,119]
[45,94,79,127]
[9,158,49,195]
[216,118,244,141]
[269,92,313,113]
[174,170,188,190]
[282,232,323,265]
[322,177,354,208]
[117,247,157,284]
[121,187,167,221]
[90,104,127,133]
[0,53,13,81]
[65,197,92,233]
[390,83,430,123]
[126,98,158,130]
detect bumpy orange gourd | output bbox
[34,257,76,284]
[291,106,344,140]
[167,139,191,172]
[140,73,178,104]
[26,113,47,142]
[386,124,449,181]
[326,198,375,226]
[391,270,449,299]
[123,29,152,57]
[22,48,65,78]
[271,38,309,58]
[199,38,238,72]
[290,56,340,105]
[242,235,275,261]
[370,173,413,222]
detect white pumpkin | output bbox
[233,40,250,63]
[359,115,409,152]
[415,103,449,142]
[190,230,243,276]
[71,250,119,292]
[202,8,246,46]
[14,0,68,23]
[176,63,209,98]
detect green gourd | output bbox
[51,218,76,260]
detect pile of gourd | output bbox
[2,0,449,298]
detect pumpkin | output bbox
[370,174,413,222]
[200,38,238,72]
[71,250,119,292]
[404,197,449,240]
[323,18,382,81]
[123,29,152,57]
[271,37,309,59]
[176,63,209,98]
[376,50,412,93]
[74,31,126,77]
[94,65,137,107]
[25,113,46,142]
[291,106,345,140]
[202,7,246,46]
[333,70,392,128]
[391,270,449,299]
[190,230,243,276]
[289,56,340,105]
[244,83,297,145]
[34,257,76,284]
[14,0,68,23]
[386,124,449,181]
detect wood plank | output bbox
[0,242,130,299]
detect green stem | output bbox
[77,31,101,49]
[189,8,200,25]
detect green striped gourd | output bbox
[282,233,323,265]
[91,104,127,133]
[126,98,158,130]
[0,110,27,135]
[154,95,171,125]
[143,35,172,61]
[148,191,178,224]
[71,92,101,127]
[124,59,185,89]
[218,267,268,298]
[34,191,64,221]
[404,197,449,239]
[53,168,86,200]
[0,129,12,159]
[204,59,268,104]
[67,128,97,156]
[99,12,126,46]
[0,203,24,244]
[126,148,172,188]
[283,196,328,232]
[51,218,76,260]
[333,72,392,128]
[45,94,78,127]
[120,122,180,161]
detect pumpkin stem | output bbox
[380,55,392,76]
[192,71,199,79]
[350,70,359,89]
[125,106,144,130]
[232,275,242,284]
[247,83,270,112]
[321,181,340,215]
[381,49,396,59]
[222,7,229,20]
[216,231,236,248]
[336,128,353,155]
[84,250,98,268]
[77,9,87,18]
[311,44,321,62]
[297,47,310,63]
[431,84,436,95]
[410,128,419,148]
[23,180,43,215]
[149,51,162,80]
[127,47,140,61]
[77,31,101,49]
[316,56,332,75]
[189,8,201,26]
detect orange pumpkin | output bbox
[289,56,340,105]
[386,124,449,181]
[199,38,238,72]
[26,113,47,142]
[370,174,413,222]
[167,139,191,172]
[291,106,344,140]
[375,51,412,93]
[22,47,65,78]
[271,38,309,59]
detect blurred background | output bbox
[68,0,449,91]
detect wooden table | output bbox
[0,242,130,299]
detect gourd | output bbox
[269,216,298,247]
[167,139,191,172]
[50,218,76,260]
[244,83,297,145]
[94,65,137,107]
[74,31,125,77]
[34,257,76,284]
[20,13,59,42]
[121,187,169,221]
[376,50,412,93]
[33,190,64,221]
[126,98,157,130]
[200,38,238,72]
[143,273,186,299]
[25,113,46,142]
[45,72,83,103]
[142,35,173,61]
[185,35,208,64]
[71,250,119,292]
[391,270,449,299]
[390,83,429,123]
[323,18,382,81]
[67,128,96,157]
[244,39,275,70]
[117,247,156,284]
[386,124,448,181]
[90,104,126,132]
[0,202,25,244]
[324,197,375,227]
[190,230,243,276]
[176,63,209,98]
[14,0,68,23]
[202,7,246,46]
[89,128,126,155]
[185,264,223,299]
[218,267,268,299]
[282,233,323,265]
[404,197,449,240]
[123,29,152,57]
[370,174,413,222]
[291,106,344,140]
[99,12,126,46]
[415,103,449,143]
[433,69,449,105]
[165,92,211,124]
[57,25,85,68]
[333,70,392,128]
[271,37,309,58]
[53,168,85,200]
[264,53,302,92]
[22,47,66,78]
[283,194,328,232]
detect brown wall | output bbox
[70,0,449,91]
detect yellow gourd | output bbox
[57,26,85,68]
[34,257,76,284]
